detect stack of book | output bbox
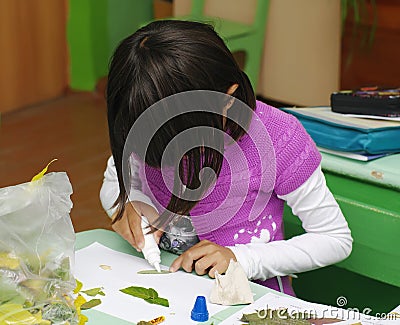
[280,106,400,162]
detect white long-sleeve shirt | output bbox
[100,155,352,281]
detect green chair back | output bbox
[182,0,271,90]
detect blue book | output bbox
[318,147,390,161]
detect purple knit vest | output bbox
[138,101,321,295]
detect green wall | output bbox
[67,0,153,90]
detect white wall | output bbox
[174,0,341,106]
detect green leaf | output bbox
[147,288,158,299]
[120,286,151,300]
[80,299,102,310]
[137,270,171,274]
[81,287,105,297]
[143,297,169,307]
[120,286,169,307]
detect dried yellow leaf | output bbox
[99,264,112,270]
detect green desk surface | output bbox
[321,152,400,190]
[285,152,400,288]
[76,229,270,325]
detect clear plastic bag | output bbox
[0,171,78,324]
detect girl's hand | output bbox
[169,240,236,277]
[111,201,162,252]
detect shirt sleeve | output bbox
[227,165,353,280]
[99,155,158,218]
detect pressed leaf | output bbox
[81,287,105,297]
[78,313,89,325]
[74,295,88,325]
[74,279,83,294]
[120,286,169,307]
[99,264,112,270]
[137,316,166,325]
[144,297,169,308]
[137,270,171,275]
[74,295,87,313]
[120,286,150,299]
[241,309,310,325]
[241,311,264,322]
[31,159,57,182]
[149,316,165,324]
[81,299,102,310]
[147,288,158,299]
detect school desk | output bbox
[284,152,400,311]
[76,229,270,324]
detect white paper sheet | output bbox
[75,242,226,324]
[341,114,400,122]
[218,292,398,325]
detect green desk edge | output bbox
[322,152,400,287]
[76,229,274,325]
[320,152,400,191]
[285,152,400,287]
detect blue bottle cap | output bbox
[191,296,209,322]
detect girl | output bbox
[100,20,352,295]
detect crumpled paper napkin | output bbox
[210,259,254,305]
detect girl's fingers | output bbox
[194,255,216,276]
[112,218,137,249]
[195,251,230,277]
[127,211,144,251]
[153,229,164,244]
[170,241,228,275]
[170,241,236,276]
[169,242,215,273]
[130,201,161,245]
[208,265,220,278]
[112,201,161,252]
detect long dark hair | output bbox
[107,20,256,227]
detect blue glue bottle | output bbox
[191,296,209,322]
[141,216,161,272]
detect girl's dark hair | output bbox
[107,20,256,227]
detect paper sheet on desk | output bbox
[341,114,400,122]
[75,242,226,324]
[218,292,397,325]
